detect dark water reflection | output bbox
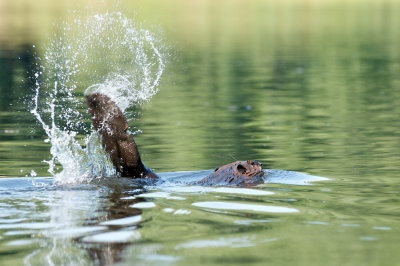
[1,0,400,265]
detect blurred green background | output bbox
[0,0,399,179]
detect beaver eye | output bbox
[237,164,246,173]
[214,167,220,172]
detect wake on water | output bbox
[30,12,168,184]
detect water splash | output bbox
[31,12,167,184]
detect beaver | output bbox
[85,93,266,186]
[86,93,158,179]
[197,160,265,186]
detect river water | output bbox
[0,1,399,265]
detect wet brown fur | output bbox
[86,93,157,178]
[197,160,266,186]
[85,93,266,185]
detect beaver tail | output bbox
[85,93,156,178]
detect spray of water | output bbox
[31,12,167,184]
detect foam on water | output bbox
[31,12,167,184]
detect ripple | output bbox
[100,215,142,226]
[192,201,298,213]
[175,236,257,249]
[130,202,156,209]
[50,226,106,237]
[234,219,280,225]
[360,236,378,241]
[82,230,141,243]
[0,222,55,229]
[173,209,191,215]
[137,192,186,200]
[138,254,182,262]
[0,218,27,223]
[6,239,36,246]
[121,196,136,200]
[213,187,273,195]
[265,170,329,186]
[4,230,36,236]
[341,223,360,227]
[164,186,273,195]
[304,221,329,225]
[373,226,391,231]
[138,192,170,198]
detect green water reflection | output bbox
[0,0,399,265]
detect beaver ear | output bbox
[237,164,246,174]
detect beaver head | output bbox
[198,160,266,186]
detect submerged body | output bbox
[85,93,266,186]
[197,160,265,186]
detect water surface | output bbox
[1,0,400,265]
